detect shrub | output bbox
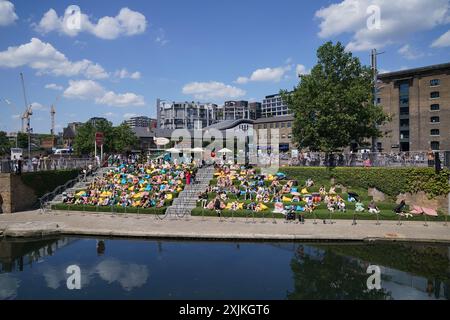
[283,167,450,199]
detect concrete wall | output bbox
[0,173,38,214]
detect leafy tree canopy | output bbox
[73,119,139,156]
[283,41,389,153]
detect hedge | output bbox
[51,203,167,215]
[21,169,80,198]
[282,167,450,199]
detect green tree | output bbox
[283,41,389,153]
[112,122,139,153]
[17,132,29,149]
[0,131,11,156]
[73,120,138,155]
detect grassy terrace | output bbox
[191,167,449,222]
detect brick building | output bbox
[377,63,450,152]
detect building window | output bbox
[430,79,440,87]
[431,141,440,151]
[281,123,285,128]
[431,116,440,123]
[376,97,381,104]
[430,91,440,99]
[431,129,440,136]
[263,124,267,129]
[287,134,292,139]
[430,104,440,111]
[281,134,286,139]
[275,123,279,128]
[287,122,292,128]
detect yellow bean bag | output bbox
[166,194,173,200]
[282,196,292,202]
[238,203,244,210]
[260,204,268,210]
[225,203,233,209]
[301,188,309,194]
[76,191,86,197]
[177,187,182,192]
[128,186,134,191]
[133,193,142,199]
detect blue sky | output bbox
[0,0,449,134]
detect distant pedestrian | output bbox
[32,156,38,172]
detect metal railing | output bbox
[284,151,450,168]
[0,158,97,173]
[38,167,99,213]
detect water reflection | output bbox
[0,237,449,300]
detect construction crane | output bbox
[20,72,32,158]
[20,73,32,134]
[50,95,61,135]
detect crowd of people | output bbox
[197,164,383,219]
[63,158,196,209]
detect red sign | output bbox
[95,132,104,146]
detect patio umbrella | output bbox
[218,148,232,153]
[154,137,170,146]
[166,147,180,153]
[191,147,204,153]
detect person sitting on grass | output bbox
[319,185,326,196]
[355,201,365,212]
[231,201,239,211]
[305,178,314,188]
[368,200,380,214]
[337,198,346,212]
[329,186,336,195]
[393,200,407,215]
[327,200,336,213]
[246,201,256,211]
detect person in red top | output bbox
[185,170,191,185]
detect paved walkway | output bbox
[1,210,449,243]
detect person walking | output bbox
[214,196,222,217]
[32,156,38,172]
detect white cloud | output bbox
[97,91,145,107]
[0,0,18,26]
[0,38,109,79]
[315,0,450,51]
[182,81,246,100]
[63,79,146,107]
[398,44,424,60]
[95,259,149,291]
[45,83,63,91]
[236,65,292,84]
[35,7,147,40]
[296,64,310,76]
[114,68,141,80]
[123,113,138,118]
[431,29,450,47]
[63,80,105,100]
[11,114,20,119]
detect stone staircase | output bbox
[50,167,112,205]
[165,165,215,216]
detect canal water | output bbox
[0,237,449,300]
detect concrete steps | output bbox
[166,166,214,216]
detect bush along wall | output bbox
[20,169,80,198]
[282,167,450,200]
